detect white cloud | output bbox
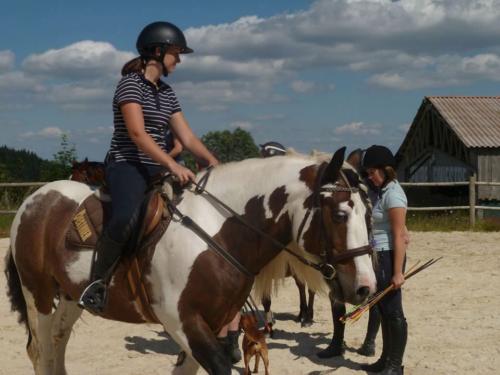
[290,80,316,93]
[20,127,65,139]
[0,50,14,73]
[229,121,254,130]
[399,123,411,132]
[181,0,500,91]
[45,83,110,104]
[4,0,500,118]
[334,121,382,135]
[175,80,286,106]
[22,41,134,80]
[0,71,44,93]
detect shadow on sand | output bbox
[124,330,180,355]
[271,312,365,374]
[122,313,366,374]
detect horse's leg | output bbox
[23,289,56,375]
[51,298,82,375]
[261,296,274,337]
[302,288,315,327]
[172,354,201,375]
[181,315,233,375]
[293,275,307,323]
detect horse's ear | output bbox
[346,148,363,171]
[84,157,89,164]
[321,146,346,185]
[72,160,78,167]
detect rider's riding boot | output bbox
[357,305,381,357]
[361,315,390,372]
[78,232,124,313]
[379,312,407,375]
[227,330,242,364]
[317,301,346,358]
[217,335,240,365]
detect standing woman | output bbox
[79,21,218,313]
[360,145,408,375]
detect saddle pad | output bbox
[66,194,105,249]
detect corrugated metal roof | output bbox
[427,96,500,148]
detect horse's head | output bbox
[296,147,376,305]
[70,158,106,186]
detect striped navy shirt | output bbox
[108,72,181,165]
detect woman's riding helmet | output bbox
[361,145,396,169]
[136,21,194,58]
[260,141,286,158]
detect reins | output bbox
[165,163,372,280]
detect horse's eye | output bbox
[332,210,348,223]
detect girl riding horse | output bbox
[6,148,376,375]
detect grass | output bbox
[0,214,14,238]
[407,210,500,232]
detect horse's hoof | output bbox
[317,341,346,358]
[301,320,313,328]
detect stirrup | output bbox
[78,279,108,313]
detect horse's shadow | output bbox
[123,316,364,374]
[269,314,363,373]
[124,330,180,355]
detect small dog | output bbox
[240,312,270,375]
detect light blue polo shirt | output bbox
[372,180,407,252]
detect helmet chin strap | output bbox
[156,46,169,77]
[161,62,169,77]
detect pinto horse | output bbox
[5,147,376,375]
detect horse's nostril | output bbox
[356,286,370,299]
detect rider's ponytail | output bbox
[121,57,145,76]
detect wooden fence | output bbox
[400,176,500,227]
[1,178,500,226]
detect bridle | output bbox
[295,164,373,279]
[166,162,373,281]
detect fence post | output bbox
[469,174,476,228]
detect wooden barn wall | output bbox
[401,148,472,183]
[477,150,500,201]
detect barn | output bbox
[395,96,500,203]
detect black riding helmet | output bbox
[260,141,286,158]
[136,21,193,76]
[361,145,396,169]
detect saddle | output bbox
[66,181,180,322]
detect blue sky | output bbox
[1,0,500,160]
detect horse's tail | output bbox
[4,246,28,332]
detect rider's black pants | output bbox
[104,160,164,244]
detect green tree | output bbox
[0,163,8,181]
[40,134,78,181]
[182,128,260,171]
[53,133,77,168]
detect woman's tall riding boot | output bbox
[361,314,390,372]
[227,330,242,364]
[78,231,124,313]
[317,301,346,358]
[357,305,381,356]
[380,313,407,375]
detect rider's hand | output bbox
[170,163,195,185]
[391,272,405,289]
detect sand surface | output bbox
[1,232,500,374]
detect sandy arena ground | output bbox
[1,232,500,375]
